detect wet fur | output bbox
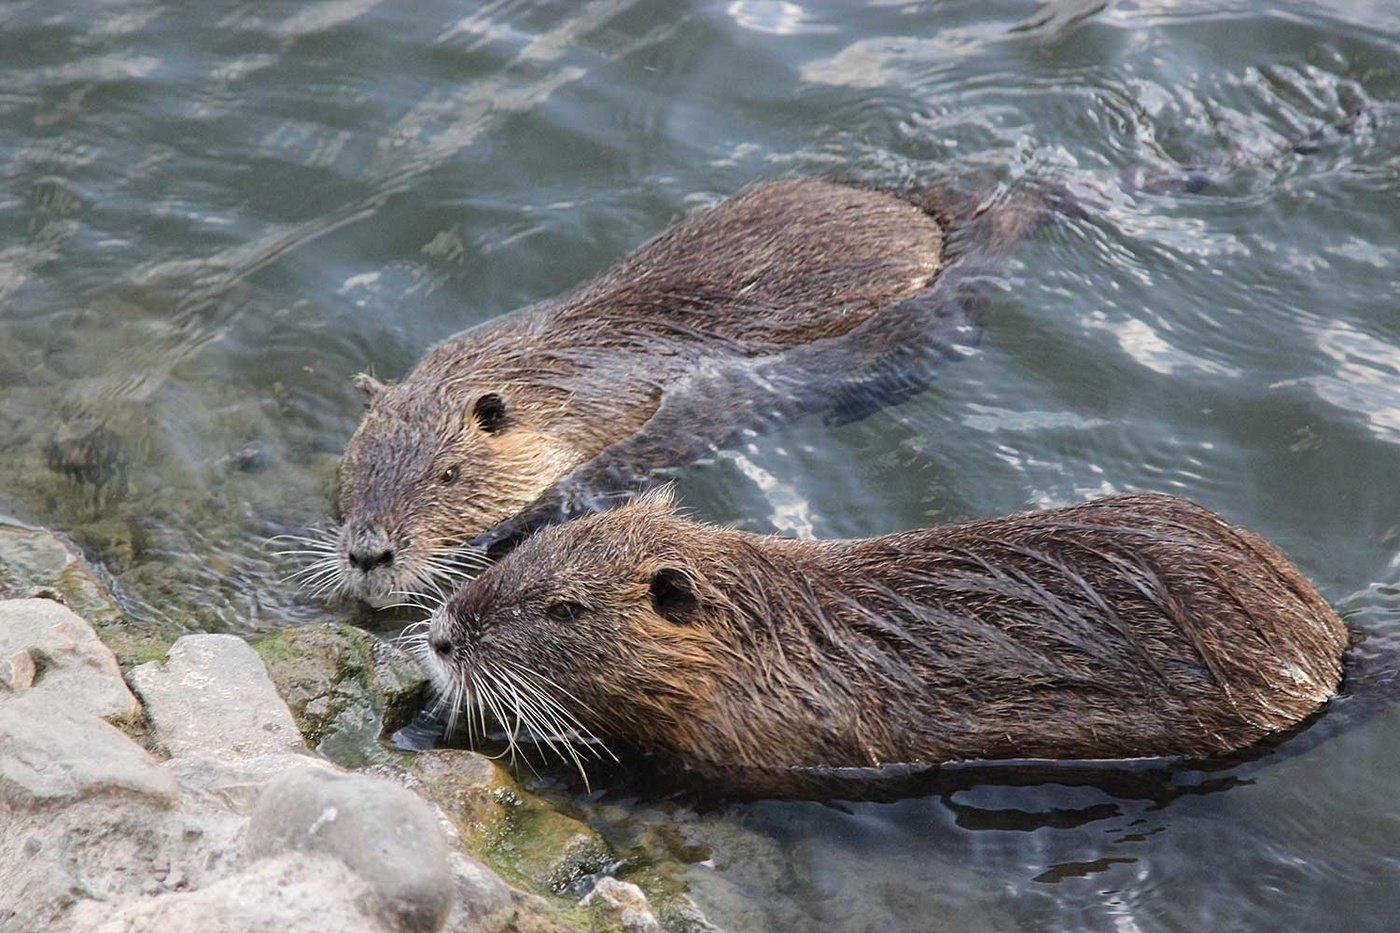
[425,491,1347,791]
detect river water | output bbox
[1,1,1397,929]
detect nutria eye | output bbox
[545,600,585,623]
[439,466,459,486]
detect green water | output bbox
[1,1,1397,929]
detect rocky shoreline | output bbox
[0,519,699,932]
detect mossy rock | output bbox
[410,750,720,929]
[253,621,429,768]
[411,750,614,893]
[574,807,718,932]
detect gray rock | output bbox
[246,767,453,932]
[365,761,538,932]
[129,634,307,760]
[443,852,517,931]
[581,877,664,933]
[72,852,385,933]
[2,802,239,930]
[0,597,140,721]
[0,690,178,808]
[165,753,335,815]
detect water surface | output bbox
[1,1,1397,929]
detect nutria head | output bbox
[418,488,744,769]
[332,373,580,604]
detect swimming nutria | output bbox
[318,109,1372,605]
[418,490,1347,793]
[329,177,1035,603]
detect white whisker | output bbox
[491,665,597,790]
[473,670,522,763]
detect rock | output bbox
[406,749,613,896]
[0,691,246,931]
[1,797,245,931]
[366,634,431,735]
[164,754,335,814]
[365,760,595,933]
[129,634,307,759]
[0,514,166,669]
[0,690,178,808]
[245,767,453,932]
[1,647,37,690]
[443,851,519,932]
[0,597,140,721]
[254,622,429,767]
[408,749,516,834]
[72,852,385,933]
[581,877,663,933]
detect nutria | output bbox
[328,177,1037,603]
[417,490,1347,793]
[317,108,1374,605]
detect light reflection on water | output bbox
[1,0,1398,929]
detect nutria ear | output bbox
[650,567,701,624]
[471,392,509,435]
[352,372,386,405]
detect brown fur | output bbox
[425,491,1347,790]
[334,178,986,601]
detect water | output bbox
[2,0,1397,928]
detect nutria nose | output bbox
[348,547,395,573]
[429,634,453,657]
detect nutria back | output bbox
[422,491,1346,788]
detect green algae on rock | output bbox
[404,750,718,931]
[410,749,614,895]
[253,622,429,768]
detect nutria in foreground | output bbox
[418,490,1346,792]
[328,177,1038,603]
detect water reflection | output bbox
[726,1,834,37]
[1289,321,1400,444]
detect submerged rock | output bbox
[43,422,127,495]
[253,622,429,768]
[0,514,167,667]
